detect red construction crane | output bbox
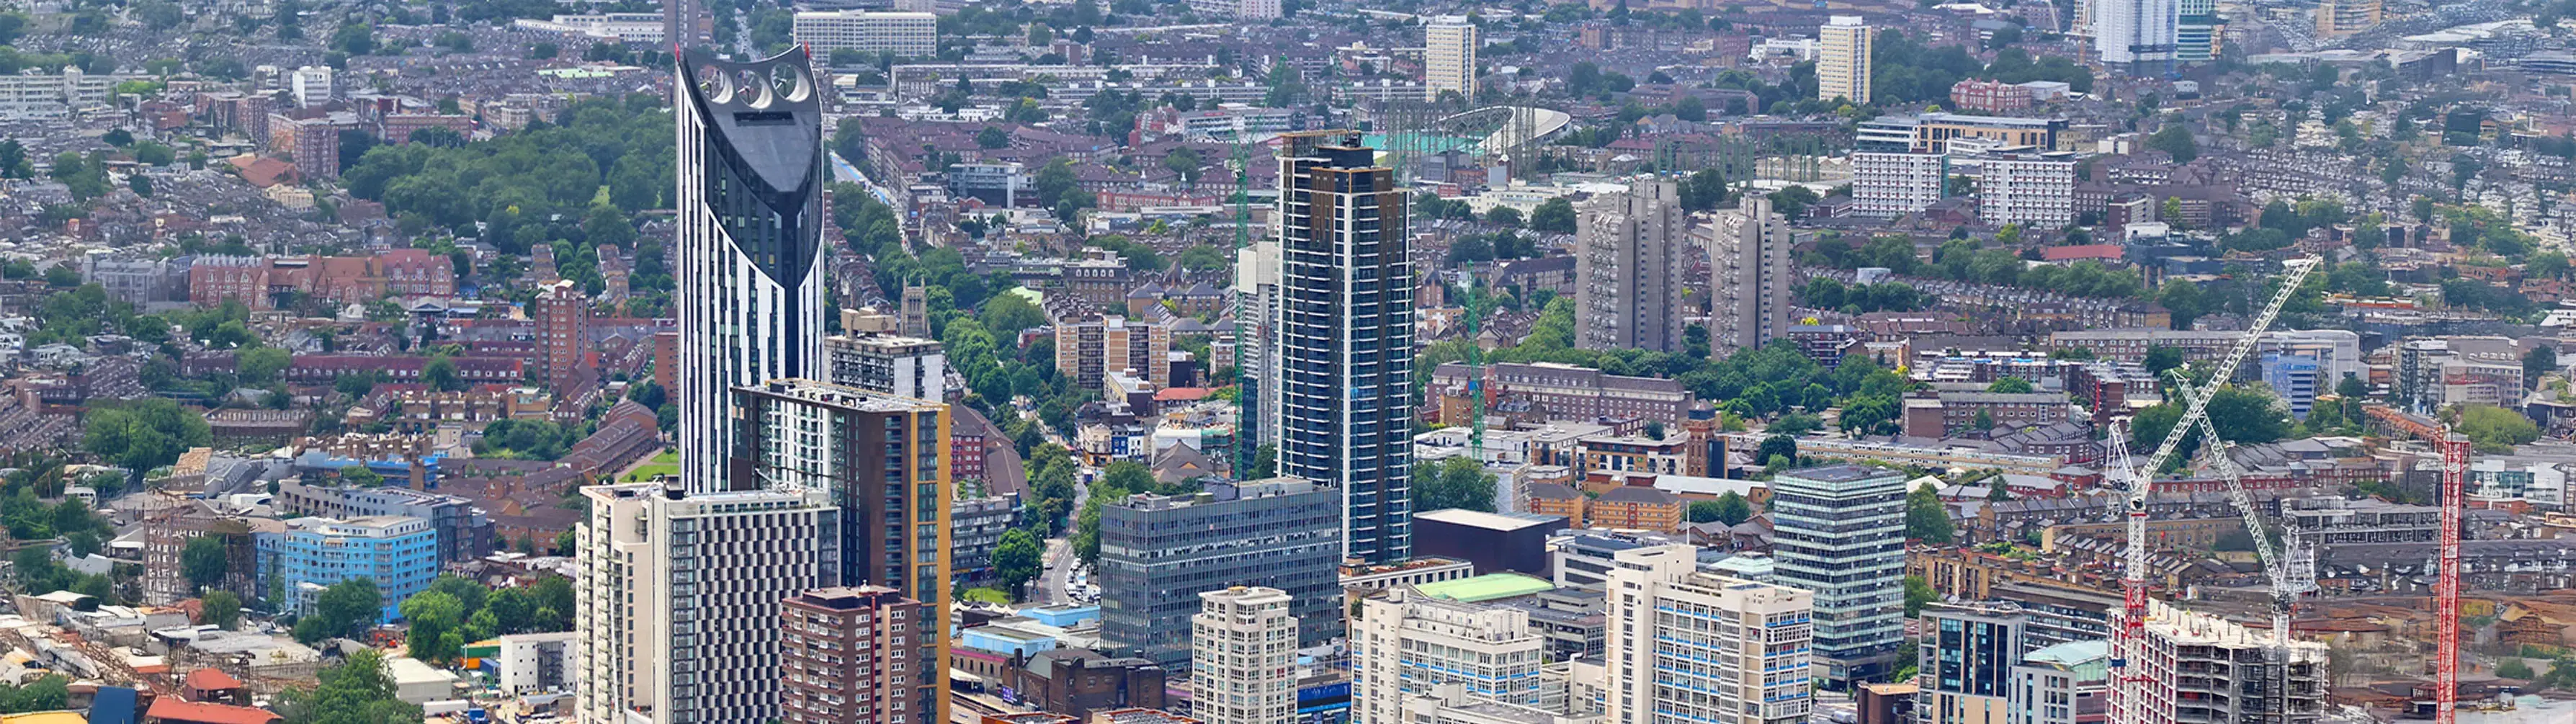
[2364,404,2467,724]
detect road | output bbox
[1033,535,1081,605]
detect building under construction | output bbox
[2111,599,2328,724]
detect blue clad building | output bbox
[255,514,438,622]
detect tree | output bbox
[2204,385,2291,444]
[1529,197,1577,233]
[1686,491,1756,525]
[1904,574,1939,617]
[1756,434,1797,468]
[2458,405,2542,452]
[400,591,466,663]
[2147,123,2199,164]
[982,292,1047,334]
[424,354,462,392]
[202,591,243,630]
[1412,457,1498,512]
[305,578,383,642]
[238,346,290,383]
[2499,657,2536,680]
[1986,377,2034,393]
[975,126,1011,150]
[1766,186,1820,218]
[272,650,422,724]
[182,537,229,593]
[2528,347,2559,388]
[1905,484,1954,542]
[83,398,212,471]
[993,527,1042,599]
[1485,206,1524,228]
[2143,346,2185,377]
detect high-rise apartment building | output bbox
[1099,477,1343,668]
[1600,543,1815,724]
[2093,0,2178,74]
[825,333,947,402]
[2108,600,2326,724]
[790,11,938,57]
[2315,0,2378,36]
[1424,16,1477,102]
[729,377,951,712]
[1235,241,1284,460]
[676,49,828,493]
[1851,152,1949,218]
[1818,17,1872,104]
[1350,586,1547,724]
[532,279,586,389]
[1055,316,1173,391]
[780,585,933,724]
[1707,195,1792,355]
[1276,130,1414,564]
[1770,464,1907,686]
[664,0,712,48]
[1962,150,2077,228]
[1919,603,2028,724]
[2260,352,2321,421]
[575,483,838,724]
[1185,0,1280,20]
[1575,180,1691,353]
[1191,586,1297,724]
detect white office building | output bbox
[792,11,938,57]
[574,482,839,724]
[0,67,135,120]
[1351,586,1547,724]
[1600,542,1815,724]
[1193,586,1297,724]
[1851,152,1948,218]
[1424,16,1477,102]
[1771,464,1907,687]
[290,66,334,108]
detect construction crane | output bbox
[2363,403,2471,724]
[2106,256,2320,707]
[2168,377,2318,647]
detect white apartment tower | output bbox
[1707,195,1793,355]
[1425,16,1477,102]
[1575,180,1692,353]
[1192,586,1297,724]
[1969,151,2077,228]
[2108,599,2327,724]
[2094,0,2178,74]
[1351,586,1547,724]
[574,482,838,724]
[1818,17,1872,104]
[790,11,938,57]
[1601,543,1815,724]
[1186,0,1281,20]
[675,48,828,493]
[824,333,947,402]
[1851,152,1948,218]
[1235,240,1284,457]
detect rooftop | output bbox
[1415,573,1555,603]
[1414,508,1564,532]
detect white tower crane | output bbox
[2106,256,2320,718]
